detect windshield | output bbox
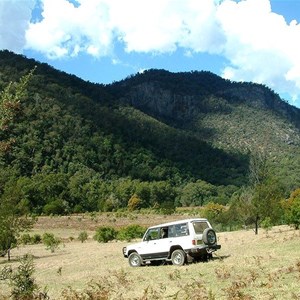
[143,228,160,241]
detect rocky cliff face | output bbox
[116,71,300,131]
[120,82,200,122]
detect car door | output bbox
[138,227,170,260]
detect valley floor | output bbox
[0,217,299,299]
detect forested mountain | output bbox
[0,50,299,214]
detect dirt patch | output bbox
[34,213,186,232]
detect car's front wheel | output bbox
[128,252,143,267]
[171,249,186,266]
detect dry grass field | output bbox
[0,213,300,299]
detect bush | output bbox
[287,197,300,229]
[127,194,141,211]
[19,233,32,245]
[78,231,88,243]
[94,226,117,243]
[282,189,300,229]
[0,254,48,299]
[32,234,42,244]
[73,204,84,213]
[19,233,42,246]
[43,199,67,215]
[261,217,272,232]
[159,201,176,215]
[117,225,146,241]
[42,233,61,253]
[202,202,226,223]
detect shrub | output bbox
[78,231,88,243]
[117,225,146,241]
[32,234,42,244]
[282,189,300,229]
[19,233,42,246]
[128,194,141,211]
[287,198,300,229]
[261,217,272,232]
[19,233,32,245]
[73,204,84,213]
[43,199,67,215]
[42,233,61,253]
[160,201,176,215]
[94,226,117,243]
[0,254,48,299]
[202,202,226,223]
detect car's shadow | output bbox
[211,254,231,261]
[143,254,231,267]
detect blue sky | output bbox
[1,0,300,108]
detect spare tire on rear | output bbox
[202,228,217,245]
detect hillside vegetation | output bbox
[0,50,300,217]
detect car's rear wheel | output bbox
[128,252,143,267]
[171,249,186,266]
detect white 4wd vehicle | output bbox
[123,218,221,267]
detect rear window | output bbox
[192,221,209,234]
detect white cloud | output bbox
[0,0,300,105]
[25,0,114,58]
[0,0,35,53]
[24,0,227,57]
[217,0,300,103]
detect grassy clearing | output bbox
[0,215,299,299]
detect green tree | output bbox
[249,152,283,234]
[150,181,177,207]
[202,202,226,224]
[227,188,256,228]
[0,67,35,153]
[0,254,48,299]
[42,233,61,253]
[0,191,34,261]
[180,180,216,206]
[43,199,68,215]
[0,69,36,260]
[282,188,300,229]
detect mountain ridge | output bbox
[0,50,299,213]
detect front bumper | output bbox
[122,247,127,258]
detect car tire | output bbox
[202,228,217,245]
[128,252,143,267]
[171,249,186,266]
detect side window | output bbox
[168,225,176,237]
[178,223,189,236]
[160,227,169,239]
[169,223,189,237]
[144,228,160,241]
